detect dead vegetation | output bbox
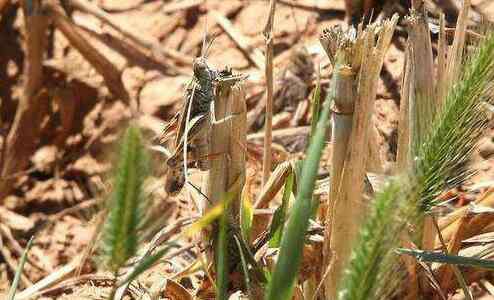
[2,0,494,299]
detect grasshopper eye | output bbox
[193,58,208,77]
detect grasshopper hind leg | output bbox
[191,135,210,171]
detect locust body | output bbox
[164,58,246,196]
[164,58,216,195]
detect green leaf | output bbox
[268,172,294,248]
[397,248,494,270]
[118,242,179,287]
[8,236,34,300]
[216,208,228,300]
[240,192,254,242]
[183,201,225,237]
[265,74,332,300]
[234,235,252,297]
[309,74,322,137]
[214,189,238,300]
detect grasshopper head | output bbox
[193,58,214,82]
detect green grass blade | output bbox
[212,189,238,300]
[240,192,254,242]
[397,248,494,270]
[117,242,179,287]
[234,235,252,298]
[310,74,322,137]
[101,124,151,273]
[265,78,332,300]
[7,236,34,300]
[268,172,294,247]
[183,201,225,237]
[216,203,229,300]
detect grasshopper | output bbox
[163,57,247,196]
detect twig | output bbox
[46,3,130,102]
[278,0,345,12]
[406,7,437,253]
[247,126,310,141]
[162,0,204,14]
[432,215,473,300]
[210,10,265,70]
[205,76,247,296]
[445,0,470,89]
[78,25,188,75]
[439,188,494,231]
[17,274,114,299]
[262,0,276,186]
[0,0,49,201]
[396,44,413,171]
[14,255,82,300]
[75,210,106,277]
[255,161,293,209]
[0,207,34,232]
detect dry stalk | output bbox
[434,212,473,299]
[406,7,438,253]
[206,79,247,267]
[254,161,293,209]
[66,0,183,67]
[439,188,494,231]
[422,216,436,250]
[406,8,436,150]
[79,24,186,76]
[440,208,494,246]
[262,0,276,186]
[0,0,49,201]
[402,238,420,300]
[251,160,293,241]
[444,0,470,90]
[46,3,130,103]
[320,15,399,298]
[366,127,384,173]
[207,82,246,208]
[14,255,82,300]
[211,10,265,70]
[396,44,413,171]
[436,13,448,107]
[324,58,355,274]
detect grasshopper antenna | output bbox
[200,13,209,58]
[200,14,218,59]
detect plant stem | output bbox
[262,0,276,186]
